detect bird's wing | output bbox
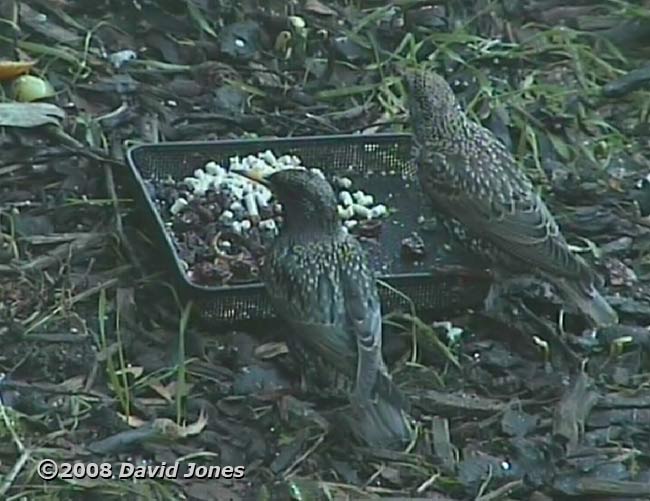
[419,141,589,280]
[263,246,356,373]
[340,259,383,403]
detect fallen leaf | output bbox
[0,102,65,128]
[149,380,193,401]
[149,382,175,402]
[114,365,144,378]
[254,341,289,359]
[59,375,86,392]
[183,408,209,436]
[305,0,338,16]
[150,408,208,438]
[119,413,148,427]
[0,60,35,81]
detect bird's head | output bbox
[233,167,339,234]
[402,68,464,141]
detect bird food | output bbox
[145,150,392,287]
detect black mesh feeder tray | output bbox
[126,133,491,324]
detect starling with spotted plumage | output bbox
[404,69,618,328]
[233,167,413,450]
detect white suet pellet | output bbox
[337,205,354,219]
[229,155,241,167]
[261,150,276,165]
[244,193,259,218]
[344,219,358,229]
[362,194,374,206]
[220,240,232,249]
[370,204,387,218]
[231,221,243,233]
[230,201,244,213]
[170,198,189,215]
[339,191,353,206]
[255,189,272,207]
[352,204,371,219]
[184,177,198,191]
[278,155,292,166]
[341,226,349,234]
[197,183,210,196]
[241,219,252,231]
[334,176,352,189]
[247,157,262,170]
[259,219,278,234]
[352,190,366,204]
[205,161,224,176]
[220,210,234,222]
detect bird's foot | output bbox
[501,276,541,294]
[484,285,582,368]
[483,281,510,316]
[484,277,542,310]
[483,276,543,320]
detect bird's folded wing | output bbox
[341,271,383,403]
[425,149,589,280]
[284,319,354,369]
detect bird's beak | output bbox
[231,167,272,188]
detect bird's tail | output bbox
[347,371,413,450]
[553,277,619,328]
[349,396,413,450]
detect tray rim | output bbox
[125,132,462,297]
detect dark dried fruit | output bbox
[195,202,219,223]
[191,260,230,285]
[174,211,201,231]
[401,232,426,260]
[230,257,257,281]
[355,219,383,239]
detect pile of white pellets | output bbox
[150,149,391,286]
[169,149,388,236]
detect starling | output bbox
[404,69,618,327]
[232,167,413,449]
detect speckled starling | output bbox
[404,69,618,327]
[233,167,413,449]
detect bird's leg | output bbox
[484,274,542,313]
[483,268,509,315]
[483,273,545,321]
[286,339,346,400]
[285,337,311,395]
[500,276,541,295]
[483,280,505,315]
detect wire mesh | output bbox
[126,133,490,323]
